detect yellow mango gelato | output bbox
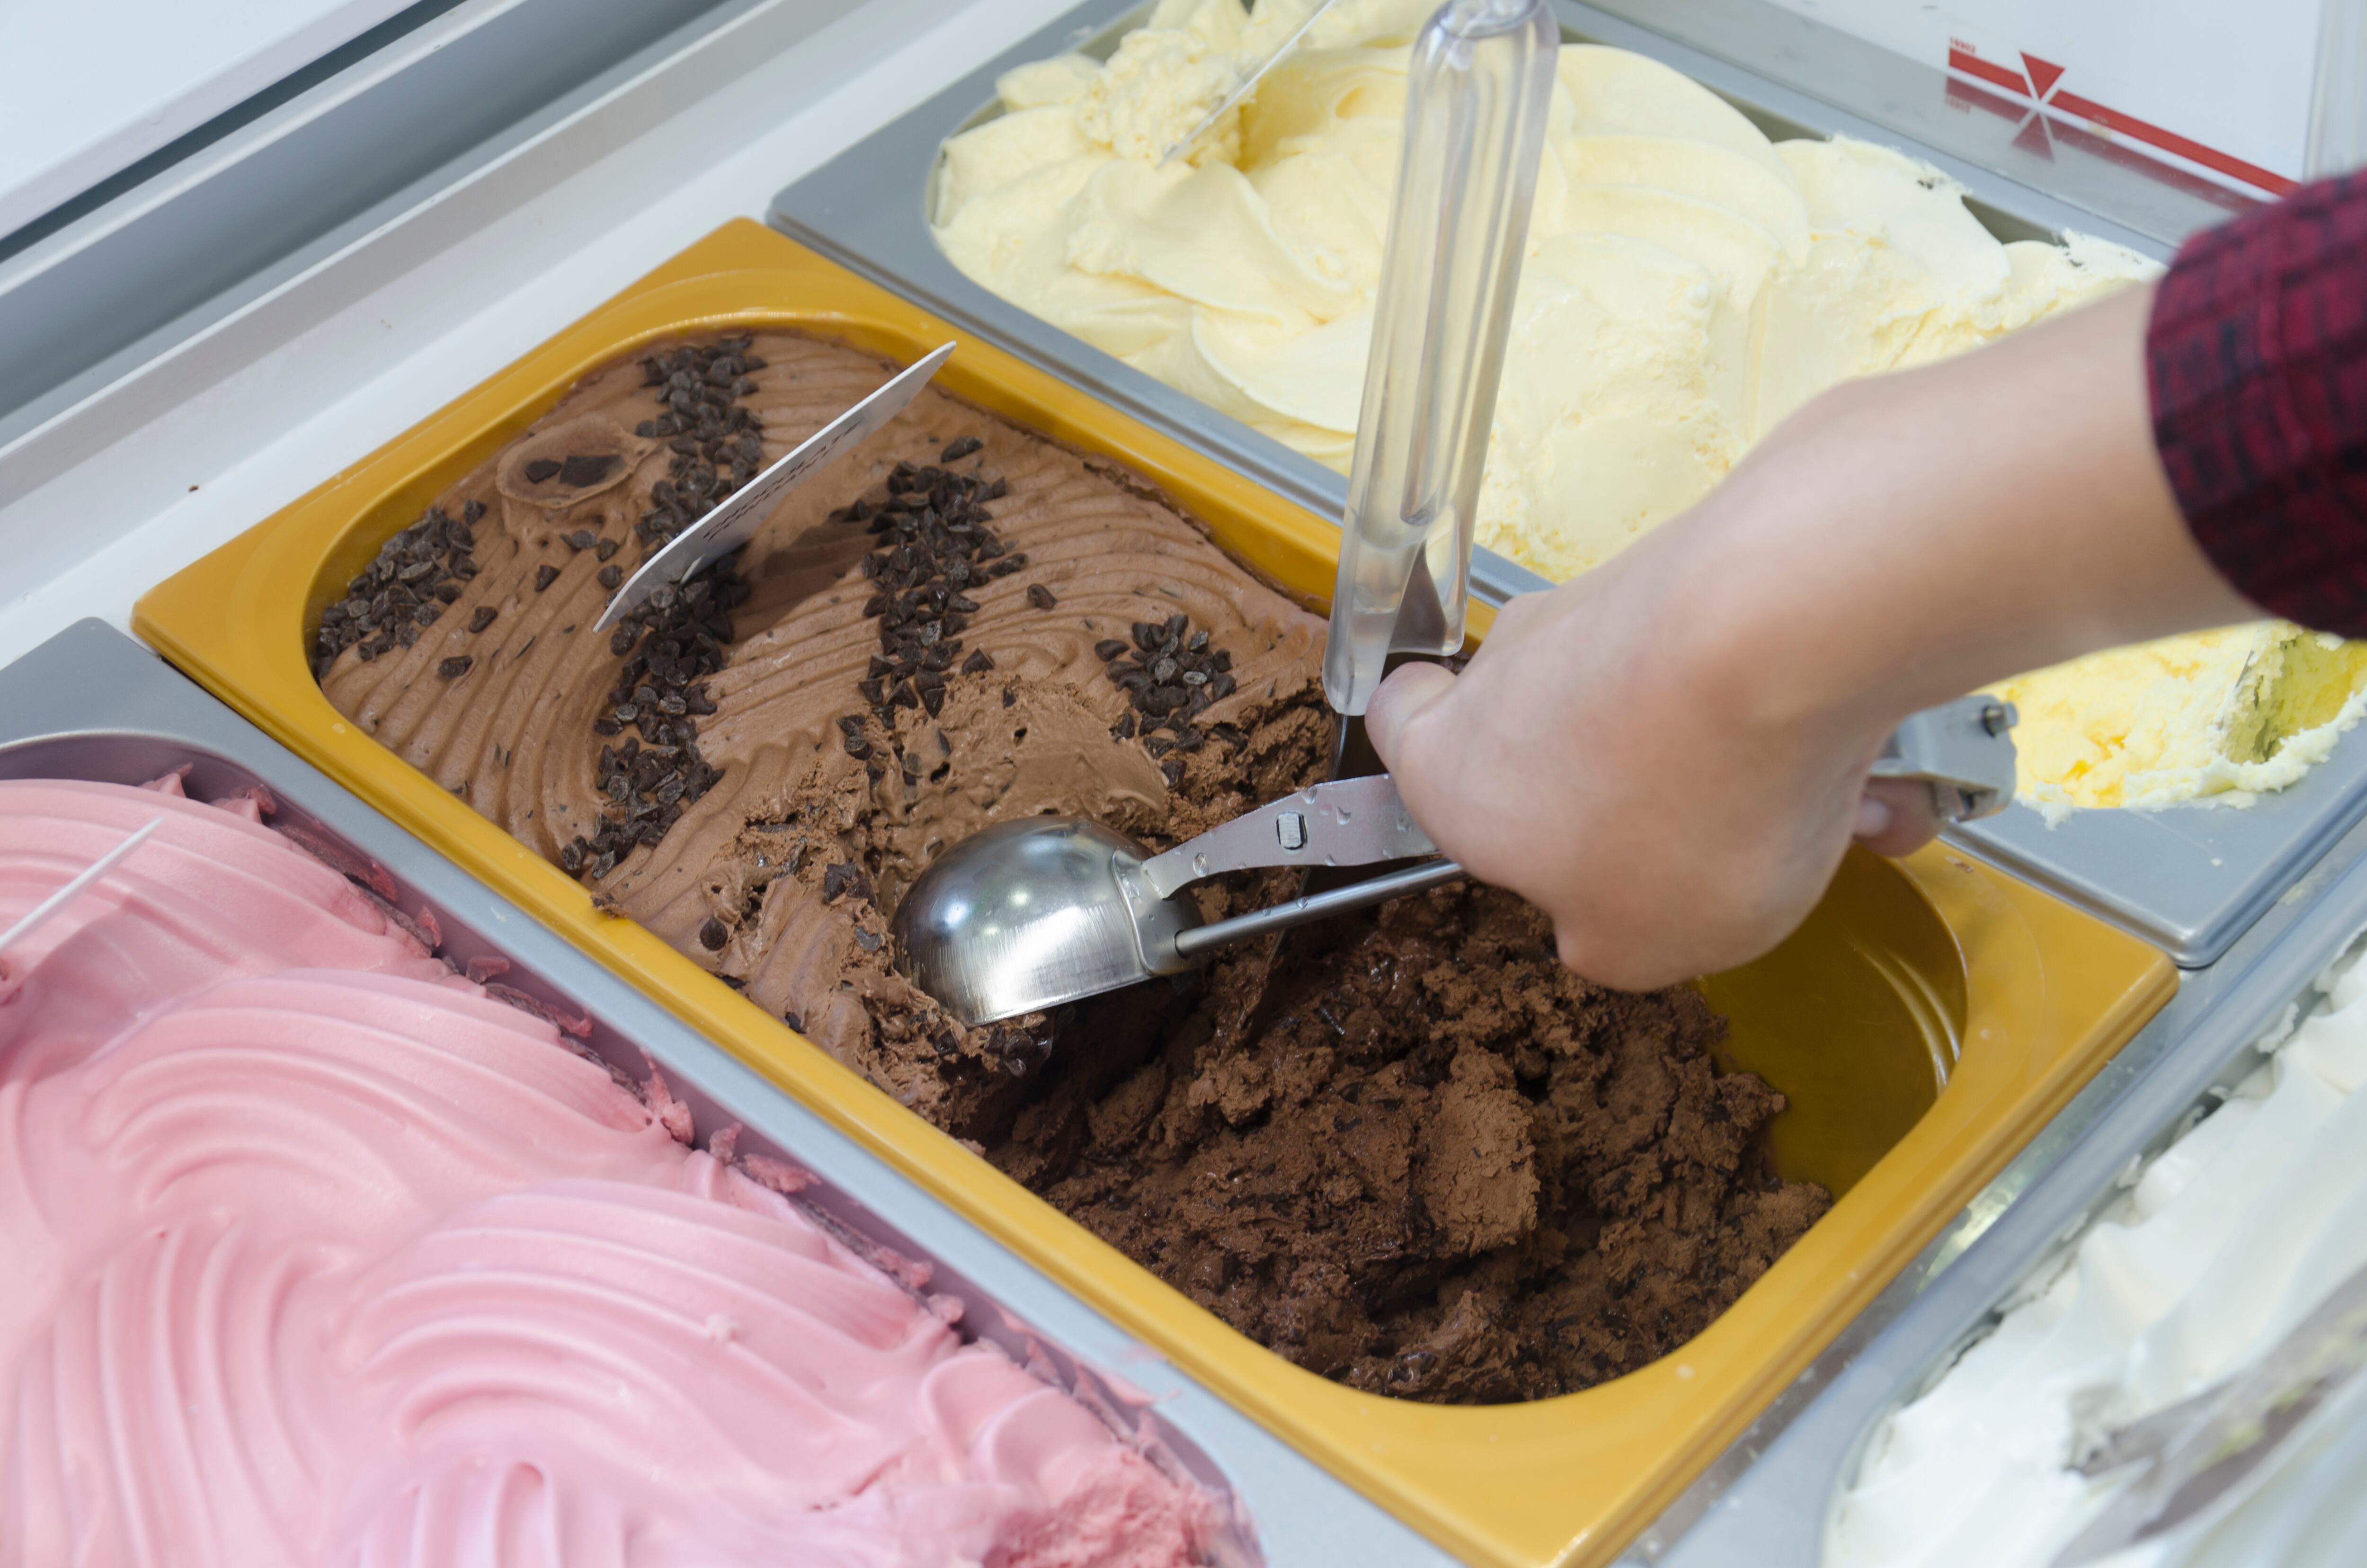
[933,0,2367,812]
[2002,626,2367,819]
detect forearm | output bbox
[1675,283,2253,750]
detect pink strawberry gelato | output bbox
[0,776,1217,1567]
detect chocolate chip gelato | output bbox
[316,330,1830,1402]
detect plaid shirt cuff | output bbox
[2148,171,2367,635]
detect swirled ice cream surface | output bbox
[1824,940,2367,1567]
[0,776,1213,1567]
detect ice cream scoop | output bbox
[892,0,1549,1023]
[892,773,1460,1025]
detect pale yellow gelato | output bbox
[2001,625,2367,819]
[932,0,2367,812]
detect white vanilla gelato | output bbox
[1825,939,2367,1567]
[933,1,2367,812]
[2002,625,2367,819]
[932,0,2157,580]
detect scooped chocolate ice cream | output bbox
[316,329,1829,1402]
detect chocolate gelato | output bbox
[316,330,1830,1402]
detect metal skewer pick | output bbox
[1157,0,1341,167]
[596,341,956,632]
[0,815,166,959]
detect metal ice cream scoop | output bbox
[891,775,1459,1026]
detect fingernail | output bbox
[1854,794,1894,840]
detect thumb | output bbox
[1366,660,1459,771]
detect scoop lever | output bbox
[890,776,1453,1027]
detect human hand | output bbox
[1367,546,1931,991]
[1368,282,2237,989]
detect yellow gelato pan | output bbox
[135,221,2175,1568]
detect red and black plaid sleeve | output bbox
[2148,171,2367,635]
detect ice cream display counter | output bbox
[3,0,2367,1564]
[134,220,2176,1564]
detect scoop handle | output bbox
[1137,775,1436,898]
[1323,0,1558,716]
[1168,858,1466,962]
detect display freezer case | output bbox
[136,220,2176,1567]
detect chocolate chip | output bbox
[437,655,472,679]
[525,458,562,483]
[854,927,882,951]
[1160,758,1186,786]
[842,732,871,758]
[1094,638,1129,662]
[595,537,620,561]
[961,649,994,675]
[560,454,616,487]
[597,564,624,590]
[940,435,982,462]
[535,564,561,592]
[468,606,498,634]
[566,530,596,551]
[698,916,729,951]
[784,1011,805,1032]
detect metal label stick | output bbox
[596,341,955,631]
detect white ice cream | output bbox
[932,0,2158,581]
[1825,940,2367,1567]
